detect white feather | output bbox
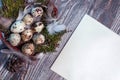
[16,10,24,20]
[23,5,32,15]
[53,24,66,32]
[47,21,66,35]
[46,23,54,34]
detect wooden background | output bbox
[0,0,120,80]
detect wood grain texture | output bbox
[0,0,120,80]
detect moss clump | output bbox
[2,0,25,18]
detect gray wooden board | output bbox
[0,0,120,80]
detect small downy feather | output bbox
[16,10,24,21]
[46,21,66,35]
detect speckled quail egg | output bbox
[9,33,21,46]
[32,34,45,45]
[33,22,44,33]
[23,14,33,25]
[22,43,35,55]
[31,7,43,17]
[10,20,26,33]
[21,29,33,42]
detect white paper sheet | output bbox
[51,14,120,80]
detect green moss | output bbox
[2,0,25,18]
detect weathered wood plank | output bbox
[111,7,120,34]
[88,0,120,28]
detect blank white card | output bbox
[51,14,120,80]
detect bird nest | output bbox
[0,0,66,72]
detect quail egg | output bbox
[22,43,35,55]
[32,34,45,45]
[21,29,33,42]
[23,14,33,25]
[31,7,43,17]
[10,20,26,33]
[33,22,44,33]
[9,33,21,46]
